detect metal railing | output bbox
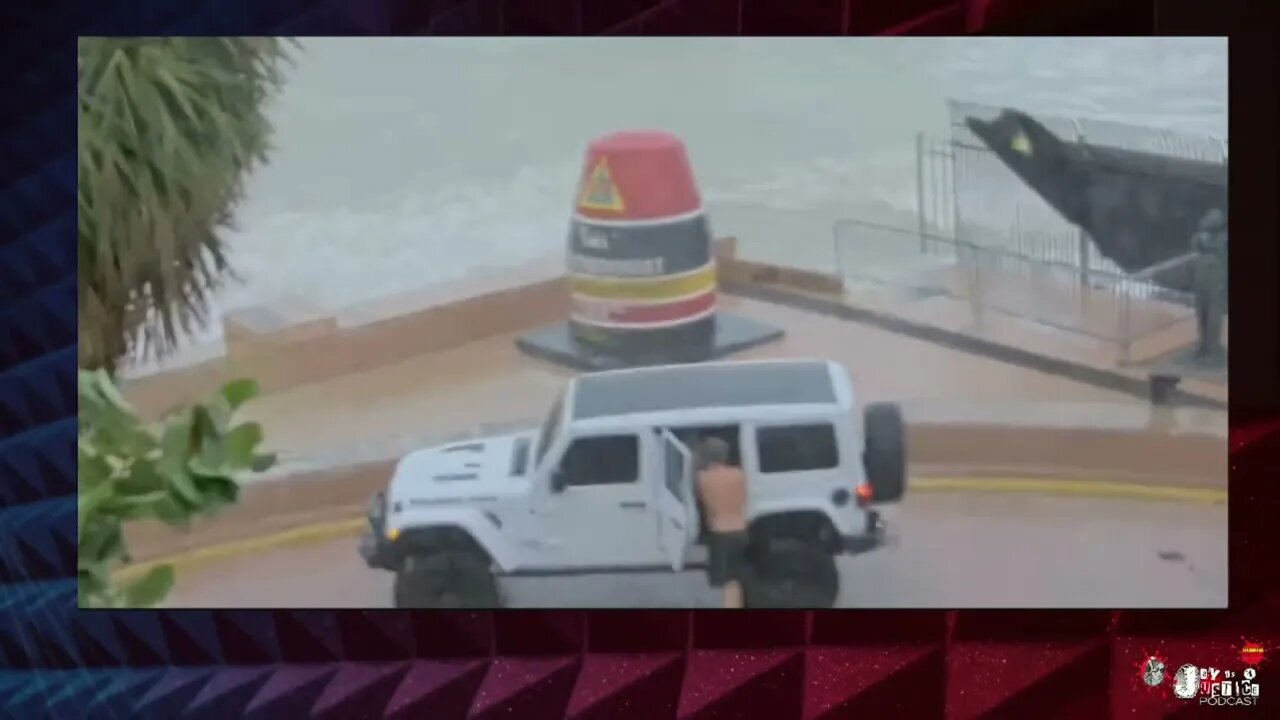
[832,219,1197,366]
[928,100,1227,290]
[700,101,1221,368]
[947,98,1228,164]
[917,132,1132,285]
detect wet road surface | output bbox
[165,492,1226,609]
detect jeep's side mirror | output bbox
[550,470,568,493]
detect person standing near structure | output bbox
[1190,208,1228,364]
[696,437,749,609]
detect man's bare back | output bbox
[694,437,749,608]
[697,465,748,532]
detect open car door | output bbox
[656,429,695,571]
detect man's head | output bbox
[699,437,731,468]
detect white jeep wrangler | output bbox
[359,358,906,608]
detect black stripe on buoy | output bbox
[567,214,712,277]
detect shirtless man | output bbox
[695,437,749,609]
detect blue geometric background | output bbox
[3,2,1277,719]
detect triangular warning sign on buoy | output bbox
[577,157,626,212]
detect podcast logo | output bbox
[1134,642,1264,709]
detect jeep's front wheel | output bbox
[743,540,839,609]
[393,550,502,608]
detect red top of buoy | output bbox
[574,130,703,222]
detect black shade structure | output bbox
[964,109,1227,293]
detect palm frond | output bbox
[78,37,295,373]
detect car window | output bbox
[562,434,639,486]
[664,436,684,499]
[756,423,839,474]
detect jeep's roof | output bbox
[569,359,847,421]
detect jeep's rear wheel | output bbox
[393,550,502,608]
[863,402,907,503]
[743,540,839,609]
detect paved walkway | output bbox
[235,295,1137,462]
[843,260,1226,402]
[123,294,1227,609]
[163,492,1227,609]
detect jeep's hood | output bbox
[387,432,537,504]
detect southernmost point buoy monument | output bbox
[517,130,784,370]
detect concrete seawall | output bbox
[122,234,1224,417]
[123,239,756,418]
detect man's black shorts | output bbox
[707,530,750,587]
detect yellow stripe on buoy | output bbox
[570,262,716,301]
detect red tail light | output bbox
[855,483,874,505]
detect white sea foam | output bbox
[191,38,1225,346]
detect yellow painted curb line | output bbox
[113,477,1226,584]
[912,477,1226,505]
[115,518,366,584]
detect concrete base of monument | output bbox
[515,311,785,371]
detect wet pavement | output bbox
[164,492,1227,609]
[234,295,1136,460]
[138,292,1225,610]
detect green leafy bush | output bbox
[78,369,277,608]
[76,38,293,607]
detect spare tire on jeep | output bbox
[863,402,906,502]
